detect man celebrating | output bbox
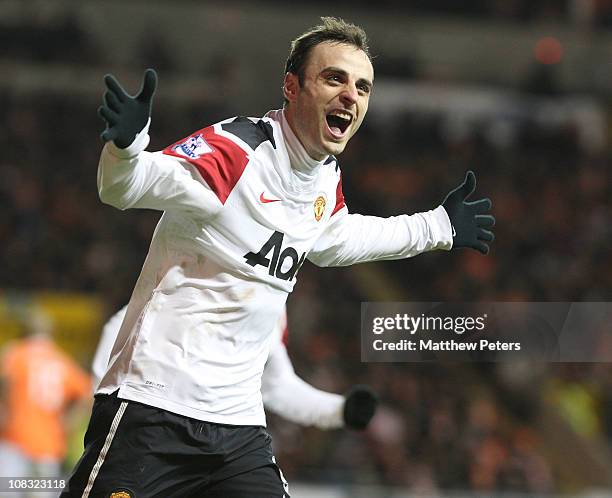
[64,17,494,497]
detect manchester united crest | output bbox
[314,195,326,221]
[109,491,133,498]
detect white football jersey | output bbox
[93,305,345,428]
[96,109,452,425]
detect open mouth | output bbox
[325,111,353,137]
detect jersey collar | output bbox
[268,109,329,179]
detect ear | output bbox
[283,72,299,103]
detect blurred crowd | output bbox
[2,6,612,494]
[302,0,612,28]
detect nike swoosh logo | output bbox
[452,225,457,237]
[260,192,281,204]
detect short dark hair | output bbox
[284,17,371,87]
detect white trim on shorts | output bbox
[272,455,290,497]
[81,401,128,498]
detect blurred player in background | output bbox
[93,305,377,430]
[64,17,494,497]
[0,310,91,490]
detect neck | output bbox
[280,109,328,174]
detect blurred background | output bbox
[1,0,612,496]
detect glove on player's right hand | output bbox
[441,170,495,255]
[98,68,157,149]
[343,385,378,430]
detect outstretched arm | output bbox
[261,340,344,429]
[308,205,453,267]
[261,339,377,430]
[96,69,223,217]
[308,170,494,267]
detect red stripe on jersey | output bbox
[281,324,289,346]
[331,173,346,217]
[163,126,248,204]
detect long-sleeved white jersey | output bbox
[95,109,453,426]
[92,306,345,428]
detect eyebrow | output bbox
[321,66,374,91]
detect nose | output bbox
[339,84,358,106]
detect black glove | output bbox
[442,170,495,255]
[98,68,158,149]
[343,385,378,430]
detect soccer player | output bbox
[92,306,377,430]
[0,311,91,493]
[63,17,494,497]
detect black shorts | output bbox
[61,392,290,497]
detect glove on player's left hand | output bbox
[343,385,378,430]
[442,171,495,255]
[98,68,157,149]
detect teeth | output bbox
[329,111,352,122]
